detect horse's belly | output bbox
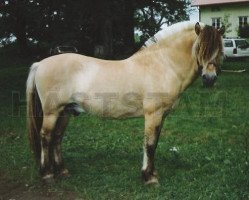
[80,96,144,119]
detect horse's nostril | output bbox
[202,74,217,87]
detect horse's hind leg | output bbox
[40,113,58,182]
[52,112,69,177]
[142,111,166,185]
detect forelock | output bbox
[196,25,223,65]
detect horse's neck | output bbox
[169,30,198,91]
[166,31,199,91]
[132,30,199,92]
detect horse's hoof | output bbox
[145,176,160,186]
[42,174,55,185]
[142,170,159,186]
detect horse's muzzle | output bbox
[202,74,217,87]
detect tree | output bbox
[0,0,190,57]
[134,0,190,43]
[0,0,29,52]
[221,14,232,38]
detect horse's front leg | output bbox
[142,111,166,185]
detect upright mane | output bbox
[143,21,204,48]
[138,21,224,70]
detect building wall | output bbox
[200,3,249,37]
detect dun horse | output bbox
[26,22,224,184]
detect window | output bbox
[212,18,221,29]
[224,40,233,47]
[239,16,248,28]
[235,40,249,48]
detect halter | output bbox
[197,60,221,76]
[197,59,202,75]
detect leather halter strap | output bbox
[197,59,202,76]
[197,60,221,76]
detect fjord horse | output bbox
[27,22,224,184]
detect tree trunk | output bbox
[15,22,28,53]
[102,18,113,59]
[14,3,28,54]
[93,0,113,59]
[123,0,135,52]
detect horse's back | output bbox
[33,53,144,117]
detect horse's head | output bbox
[194,23,225,87]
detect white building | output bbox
[192,0,249,37]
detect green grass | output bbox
[0,57,249,199]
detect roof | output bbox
[192,0,249,6]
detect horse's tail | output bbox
[26,62,43,163]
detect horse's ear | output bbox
[218,26,225,35]
[195,22,201,35]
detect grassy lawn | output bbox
[0,57,249,199]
